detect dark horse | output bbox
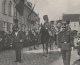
[39,25,49,57]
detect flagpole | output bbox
[28,1,38,31]
[28,1,37,19]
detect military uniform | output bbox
[77,37,80,55]
[28,30,33,50]
[0,31,5,51]
[58,24,74,65]
[49,21,56,50]
[41,15,50,56]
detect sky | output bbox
[28,0,80,22]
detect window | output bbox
[27,1,32,8]
[7,22,11,32]
[8,1,12,16]
[74,23,76,26]
[2,0,6,14]
[10,23,13,32]
[14,8,17,17]
[13,2,17,18]
[3,22,6,31]
[9,23,12,33]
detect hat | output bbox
[43,15,48,20]
[13,25,19,30]
[14,19,18,24]
[62,23,66,28]
[66,20,70,24]
[50,21,54,24]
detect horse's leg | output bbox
[46,42,48,54]
[43,43,44,56]
[50,40,53,54]
[37,38,39,47]
[51,41,54,50]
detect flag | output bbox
[28,4,35,19]
[28,1,37,19]
[15,0,24,16]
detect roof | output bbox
[62,14,80,21]
[56,20,62,23]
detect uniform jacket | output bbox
[77,38,80,55]
[12,31,25,49]
[28,30,34,41]
[58,30,74,50]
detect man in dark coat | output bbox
[28,30,34,50]
[32,30,36,49]
[12,19,18,34]
[12,25,24,63]
[0,32,4,51]
[58,23,74,65]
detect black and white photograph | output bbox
[0,0,80,65]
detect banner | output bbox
[15,0,24,16]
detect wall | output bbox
[69,21,79,33]
[13,0,40,32]
[0,0,14,33]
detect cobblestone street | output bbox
[0,45,80,65]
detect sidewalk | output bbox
[0,45,61,65]
[0,44,79,65]
[23,44,58,54]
